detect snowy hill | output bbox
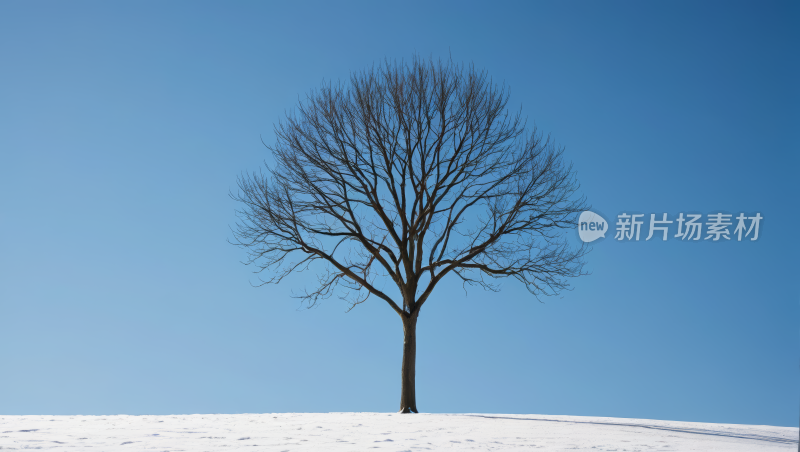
[0,412,796,451]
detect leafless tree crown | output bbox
[232,57,588,318]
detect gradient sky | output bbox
[1,1,798,427]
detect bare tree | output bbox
[232,57,588,413]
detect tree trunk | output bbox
[399,312,418,413]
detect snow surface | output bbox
[0,413,796,451]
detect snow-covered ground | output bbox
[0,413,796,451]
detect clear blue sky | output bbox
[1,0,797,427]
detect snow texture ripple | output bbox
[0,413,796,451]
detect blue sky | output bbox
[0,0,797,427]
